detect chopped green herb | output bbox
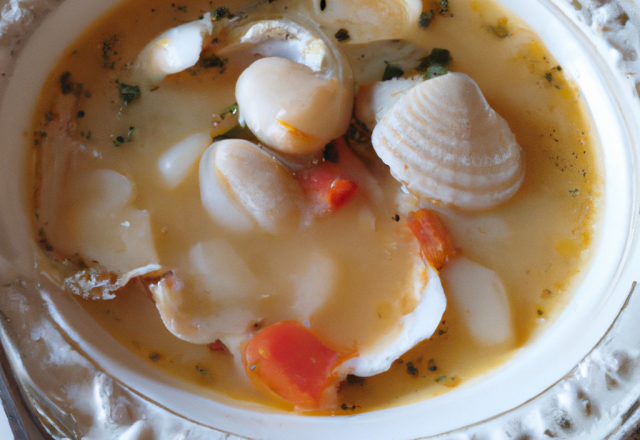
[419,10,435,28]
[415,48,452,75]
[545,72,553,82]
[428,365,438,371]
[212,6,230,20]
[436,375,447,382]
[127,126,136,141]
[40,131,47,139]
[77,110,85,118]
[102,34,119,69]
[320,0,326,11]
[439,0,449,15]
[45,112,53,122]
[424,65,448,79]
[149,352,162,362]
[393,214,400,222]
[112,136,125,147]
[341,404,357,410]
[569,188,579,197]
[323,142,339,163]
[176,5,187,12]
[195,365,211,375]
[382,63,404,81]
[335,28,350,42]
[556,65,563,71]
[220,103,238,120]
[34,139,39,146]
[406,361,418,376]
[85,91,92,98]
[200,54,227,73]
[118,82,141,105]
[60,72,83,96]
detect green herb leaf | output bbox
[415,48,452,76]
[439,0,449,15]
[220,103,239,120]
[60,72,83,96]
[118,82,141,105]
[335,28,350,42]
[424,65,449,79]
[212,6,230,20]
[419,10,435,28]
[406,361,419,376]
[382,63,404,81]
[195,365,211,375]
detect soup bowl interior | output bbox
[0,0,637,438]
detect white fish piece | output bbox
[339,264,446,377]
[356,76,422,130]
[441,257,514,346]
[236,56,353,156]
[290,251,337,320]
[372,72,525,211]
[189,240,258,302]
[136,13,213,83]
[157,132,211,189]
[308,0,422,44]
[149,275,257,346]
[199,139,303,234]
[65,169,159,276]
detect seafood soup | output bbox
[29,0,601,412]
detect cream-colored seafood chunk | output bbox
[372,72,525,211]
[236,56,352,155]
[308,0,422,44]
[199,139,303,234]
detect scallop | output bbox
[236,56,353,156]
[309,0,422,44]
[199,139,303,234]
[372,72,525,211]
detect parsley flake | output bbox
[419,10,435,28]
[118,82,141,105]
[335,28,350,42]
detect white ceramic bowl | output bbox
[0,0,639,438]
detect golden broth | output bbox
[29,0,600,413]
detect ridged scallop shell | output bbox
[372,72,525,211]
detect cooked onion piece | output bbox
[441,257,514,346]
[199,139,303,234]
[236,57,352,155]
[136,13,213,83]
[64,169,159,276]
[308,0,422,44]
[355,76,422,130]
[372,72,525,211]
[157,132,212,189]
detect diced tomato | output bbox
[207,339,227,352]
[243,321,353,410]
[297,162,358,214]
[406,209,455,270]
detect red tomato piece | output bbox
[297,162,358,214]
[207,339,227,352]
[407,209,456,270]
[243,321,352,410]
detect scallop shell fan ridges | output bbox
[372,72,525,210]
